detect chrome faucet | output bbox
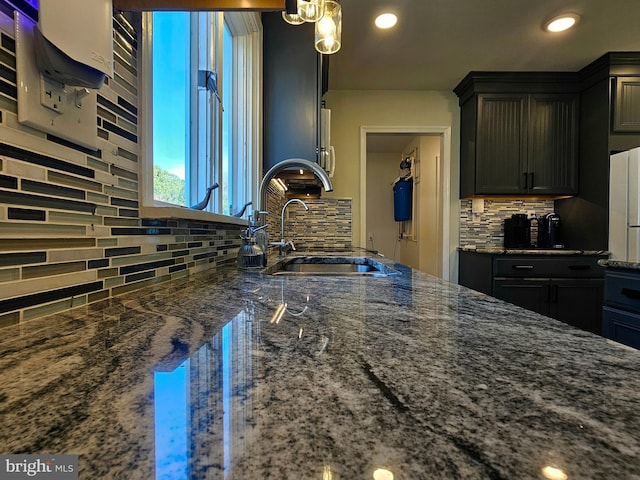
[274,198,309,256]
[256,158,332,260]
[257,158,333,219]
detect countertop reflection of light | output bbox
[542,465,568,480]
[373,468,394,480]
[270,303,287,324]
[323,465,333,480]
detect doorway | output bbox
[360,126,451,280]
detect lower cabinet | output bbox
[602,307,640,348]
[459,251,606,334]
[602,268,640,349]
[493,278,548,315]
[495,278,604,333]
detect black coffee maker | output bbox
[537,213,562,248]
[504,214,532,248]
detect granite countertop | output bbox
[459,246,610,256]
[0,253,638,479]
[598,258,640,271]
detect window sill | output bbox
[139,206,249,227]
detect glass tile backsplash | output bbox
[0,5,245,324]
[459,199,556,248]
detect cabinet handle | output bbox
[621,287,640,299]
[523,172,528,190]
[529,172,534,190]
[512,265,534,269]
[568,265,590,270]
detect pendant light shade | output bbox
[299,0,325,23]
[315,0,341,54]
[282,0,304,25]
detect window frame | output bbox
[139,10,261,224]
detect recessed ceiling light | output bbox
[544,13,580,32]
[375,13,397,29]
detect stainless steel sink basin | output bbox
[281,263,379,273]
[264,256,400,277]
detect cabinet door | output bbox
[458,251,493,295]
[475,94,528,195]
[613,77,640,133]
[528,94,578,195]
[603,306,640,349]
[263,13,320,170]
[550,278,603,334]
[493,278,549,316]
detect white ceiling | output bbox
[329,0,640,91]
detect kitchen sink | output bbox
[264,256,400,277]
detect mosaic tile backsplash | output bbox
[459,199,556,248]
[0,6,245,328]
[264,181,352,252]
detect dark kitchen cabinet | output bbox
[459,251,606,334]
[494,277,603,332]
[262,12,327,171]
[553,279,605,332]
[602,267,640,348]
[612,76,640,133]
[493,277,548,314]
[528,94,579,195]
[455,73,579,198]
[474,93,527,195]
[555,53,640,251]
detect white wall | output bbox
[365,152,398,258]
[323,89,460,280]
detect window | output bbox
[142,11,261,218]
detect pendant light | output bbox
[282,0,304,25]
[315,0,341,54]
[299,0,325,23]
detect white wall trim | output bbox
[360,125,452,281]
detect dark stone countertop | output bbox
[0,252,637,479]
[459,246,610,256]
[598,258,640,271]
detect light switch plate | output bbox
[14,11,98,150]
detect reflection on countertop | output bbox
[0,254,638,479]
[459,245,610,256]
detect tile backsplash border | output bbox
[459,199,556,248]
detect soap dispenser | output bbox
[237,226,266,270]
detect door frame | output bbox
[360,125,452,280]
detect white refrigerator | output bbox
[609,147,640,261]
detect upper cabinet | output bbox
[612,76,640,133]
[455,73,579,198]
[262,12,328,171]
[528,93,579,194]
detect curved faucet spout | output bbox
[281,198,309,240]
[276,198,309,256]
[258,158,333,215]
